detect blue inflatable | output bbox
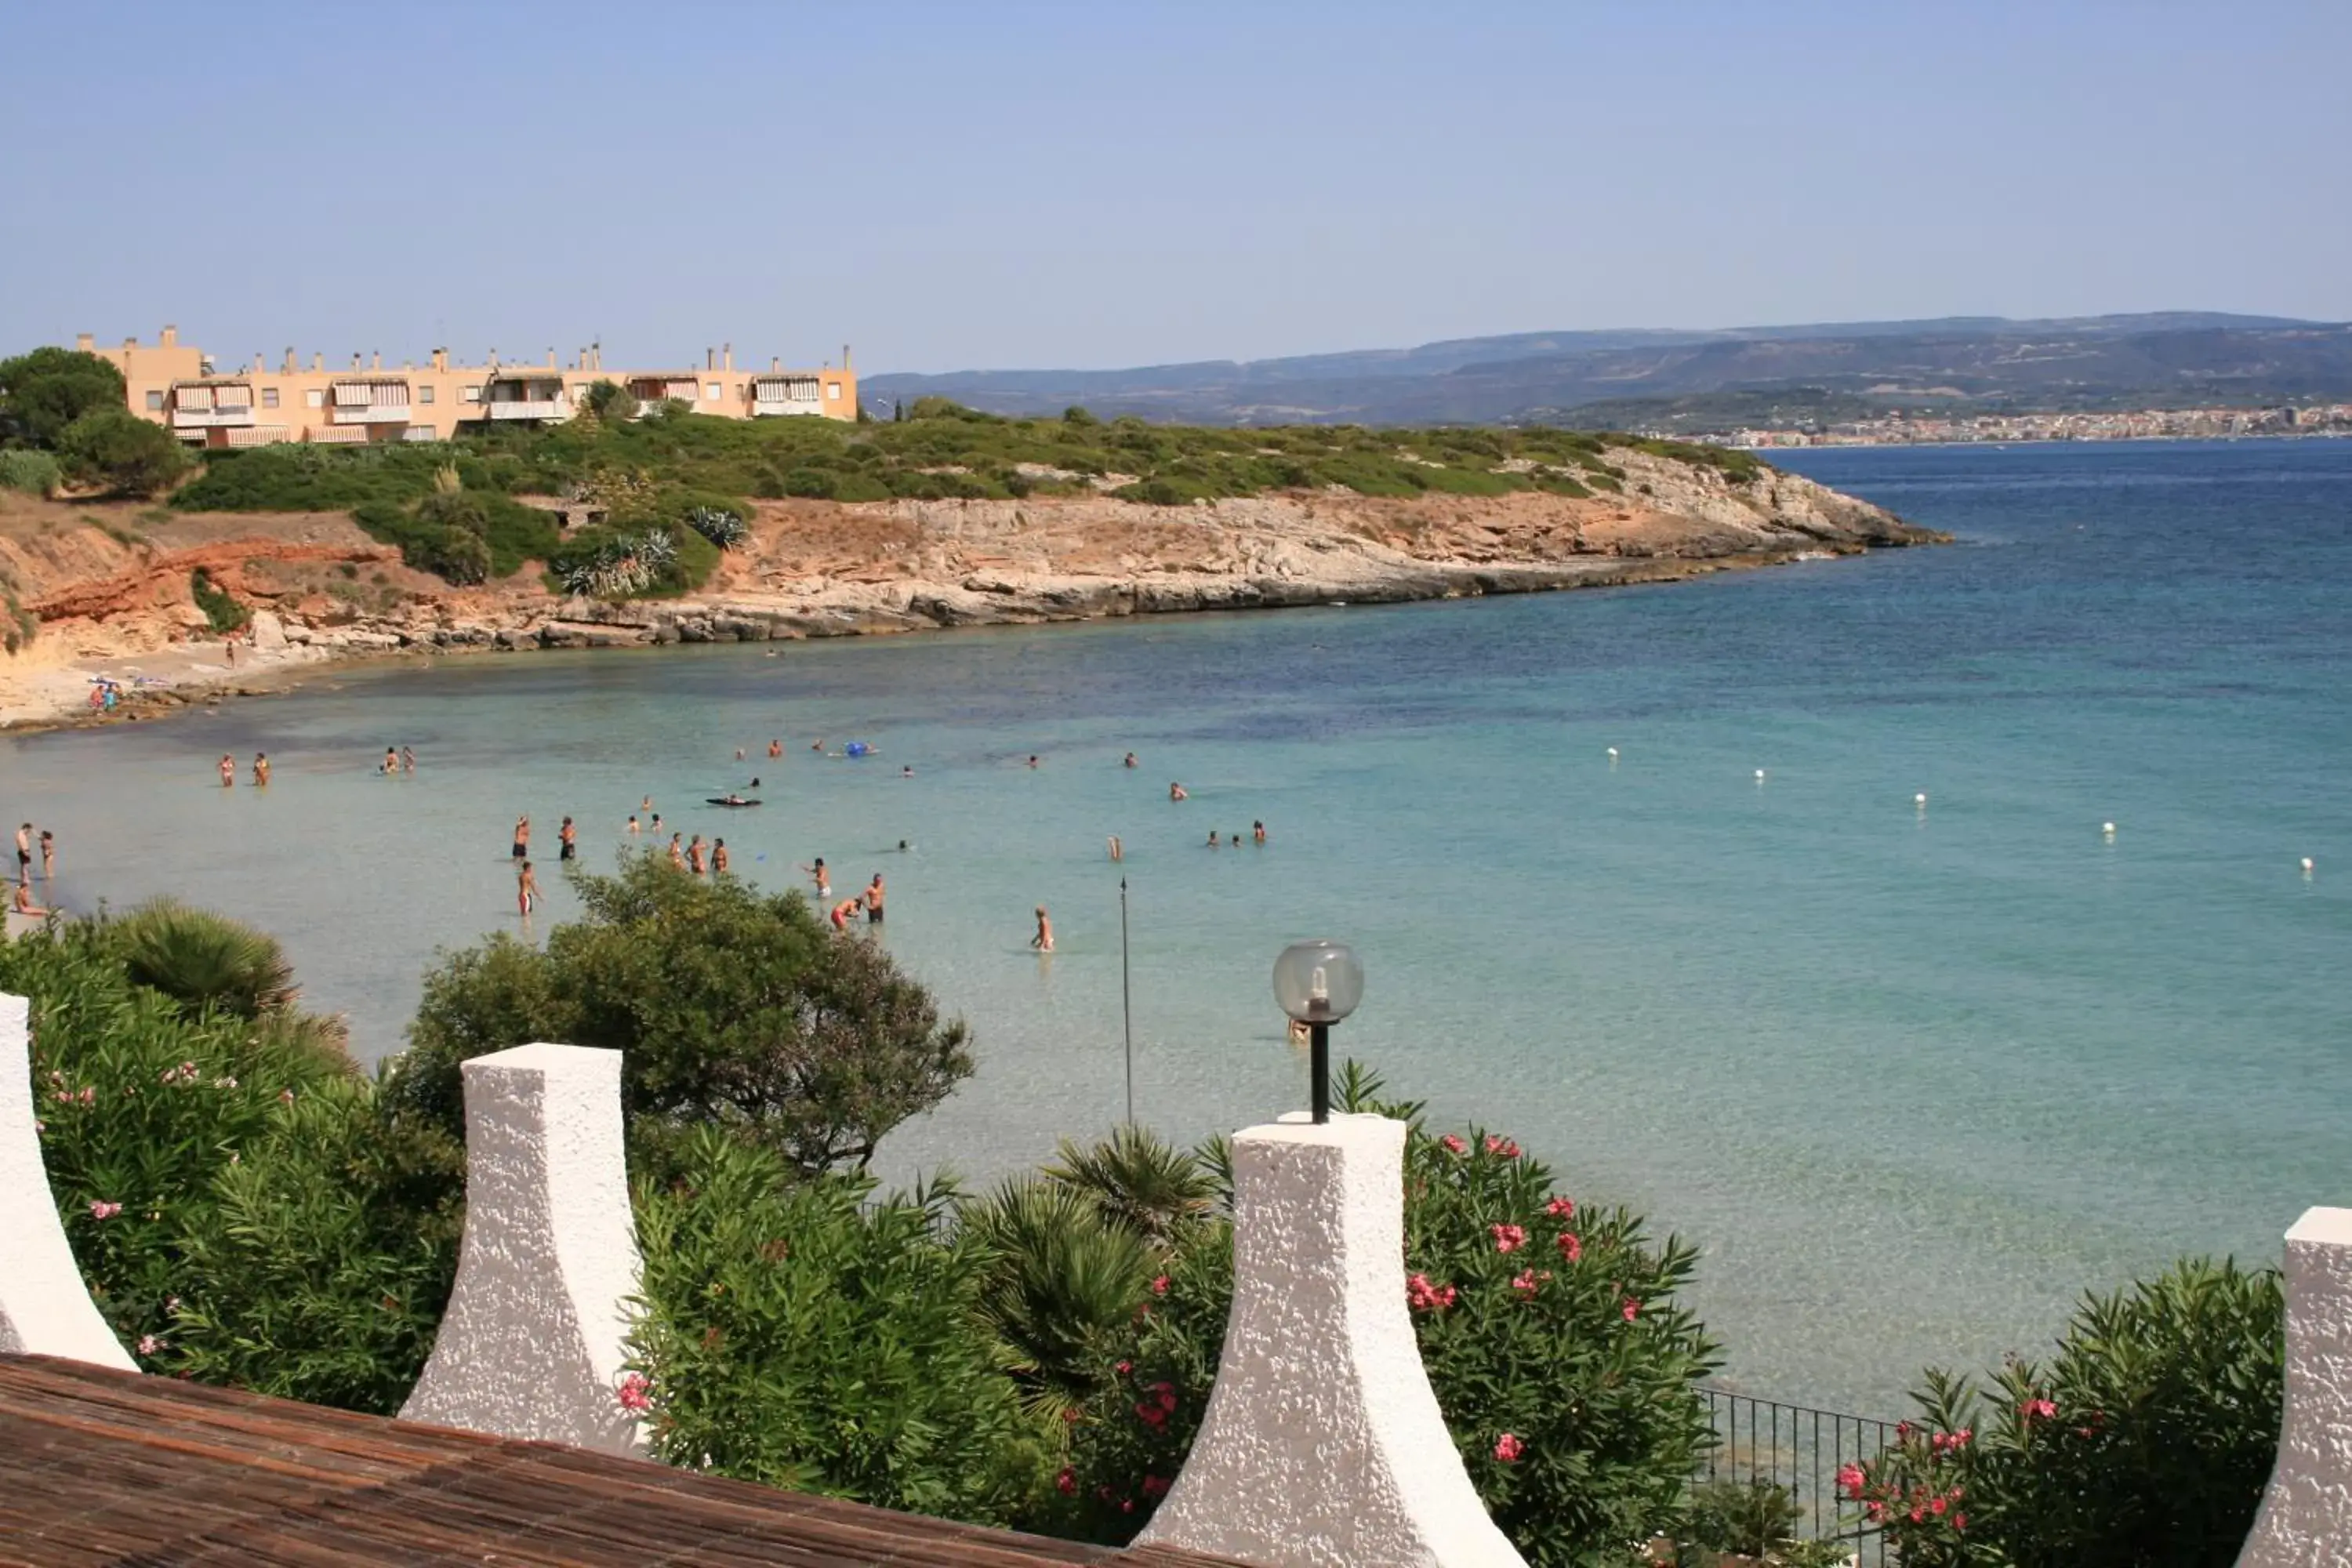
[845,741,871,758]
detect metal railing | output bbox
[1696,1386,1900,1564]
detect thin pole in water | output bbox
[1120,877,1134,1125]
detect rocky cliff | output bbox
[0,448,1939,728]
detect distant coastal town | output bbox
[1720,401,2352,449]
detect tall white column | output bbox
[2238,1207,2352,1568]
[0,992,135,1369]
[1139,1112,1526,1568]
[401,1043,644,1454]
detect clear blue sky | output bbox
[2,2,2344,374]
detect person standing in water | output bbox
[1031,906,1054,952]
[687,835,706,875]
[768,739,782,758]
[1027,754,1040,769]
[13,824,31,883]
[1107,836,1123,862]
[866,873,885,924]
[218,754,235,788]
[668,833,685,869]
[401,745,416,774]
[252,753,270,787]
[627,815,641,835]
[559,817,578,862]
[650,812,663,835]
[804,857,830,896]
[1206,831,1221,849]
[512,816,530,858]
[382,747,399,775]
[1253,820,1266,844]
[1169,782,1187,801]
[1123,753,1138,769]
[829,894,864,931]
[517,860,540,916]
[38,830,55,883]
[712,839,730,876]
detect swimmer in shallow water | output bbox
[804,858,830,896]
[830,894,864,931]
[1206,831,1220,848]
[1031,906,1054,952]
[516,860,540,916]
[866,873,885,924]
[1108,836,1123,862]
[1254,820,1266,844]
[1169,782,1187,801]
[252,753,270,786]
[1123,753,1138,768]
[712,838,730,875]
[768,739,782,758]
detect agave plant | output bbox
[110,898,298,1020]
[684,506,747,550]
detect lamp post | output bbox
[1272,939,1363,1124]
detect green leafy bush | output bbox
[0,910,462,1414]
[1850,1258,2282,1567]
[0,448,62,497]
[1016,1067,1721,1563]
[627,1131,1049,1522]
[55,409,189,498]
[386,852,973,1177]
[188,568,249,633]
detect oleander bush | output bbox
[1849,1258,2283,1568]
[626,1130,1050,1523]
[0,909,463,1414]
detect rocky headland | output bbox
[0,447,1940,731]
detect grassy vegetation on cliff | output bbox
[170,399,1767,518]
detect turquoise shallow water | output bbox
[3,439,2347,1414]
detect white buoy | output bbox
[1915,793,1928,807]
[2303,857,2316,875]
[1755,769,1767,782]
[2103,822,2117,838]
[1606,747,1618,758]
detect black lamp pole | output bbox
[1308,1003,1332,1124]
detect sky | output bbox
[2,2,2347,375]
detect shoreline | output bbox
[2,542,1900,736]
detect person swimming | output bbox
[768,739,782,758]
[1169,782,1187,801]
[1107,836,1123,862]
[627,814,641,834]
[1027,754,1040,769]
[1253,820,1266,844]
[1031,906,1054,952]
[1123,753,1138,768]
[1207,831,1221,848]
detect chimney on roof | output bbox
[770,356,780,372]
[161,325,178,348]
[312,353,324,372]
[723,343,733,372]
[352,353,362,370]
[844,344,852,372]
[74,333,93,352]
[372,350,382,371]
[546,348,556,368]
[283,347,296,372]
[432,347,448,372]
[704,347,715,371]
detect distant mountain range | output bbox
[864,313,2352,427]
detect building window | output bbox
[705,382,721,401]
[306,389,325,408]
[261,387,279,408]
[826,383,841,400]
[145,390,165,411]
[462,387,481,404]
[419,384,434,405]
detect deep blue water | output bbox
[4,437,2347,1412]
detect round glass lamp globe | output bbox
[1272,939,1363,1024]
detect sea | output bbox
[3,438,2347,1416]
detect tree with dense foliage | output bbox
[387,852,973,1174]
[1849,1257,2282,1568]
[0,909,462,1414]
[626,1130,1049,1521]
[53,408,189,497]
[0,347,127,448]
[579,379,640,423]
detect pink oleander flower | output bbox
[1482,1134,1523,1159]
[1490,1223,1527,1254]
[2022,1396,2056,1421]
[1149,1274,1170,1298]
[1493,1432,1524,1463]
[1440,1134,1467,1155]
[615,1373,652,1414]
[1837,1463,1866,1499]
[1544,1195,1575,1218]
[1134,1401,1167,1429]
[1406,1272,1459,1312]
[1929,1496,1948,1516]
[1055,1468,1076,1495]
[1510,1269,1538,1298]
[78,1086,96,1105]
[1555,1231,1582,1263]
[88,1200,122,1220]
[1115,1359,1132,1375]
[136,1335,161,1356]
[1621,1296,1640,1321]
[1142,1474,1170,1499]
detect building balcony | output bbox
[330,405,413,424]
[171,407,257,428]
[485,397,571,421]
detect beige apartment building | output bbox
[81,326,858,448]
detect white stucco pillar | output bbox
[2238,1207,2352,1568]
[401,1043,644,1454]
[1138,1112,1526,1568]
[0,992,136,1369]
